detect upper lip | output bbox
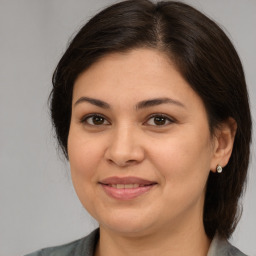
[99,176,157,186]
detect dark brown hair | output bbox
[50,0,252,239]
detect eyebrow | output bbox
[136,97,185,109]
[74,96,185,109]
[74,97,110,109]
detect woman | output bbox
[26,0,252,255]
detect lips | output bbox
[99,176,157,200]
[100,176,156,185]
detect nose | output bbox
[104,124,145,167]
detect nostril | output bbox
[107,159,114,164]
[104,141,145,167]
[127,160,136,164]
[107,158,137,167]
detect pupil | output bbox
[154,116,166,125]
[93,116,104,125]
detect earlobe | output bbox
[210,118,237,173]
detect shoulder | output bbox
[24,229,99,256]
[227,242,248,256]
[208,234,248,256]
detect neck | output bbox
[95,217,211,256]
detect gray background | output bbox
[0,1,255,255]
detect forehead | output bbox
[72,48,202,109]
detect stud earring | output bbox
[216,165,222,173]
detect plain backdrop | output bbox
[0,1,255,256]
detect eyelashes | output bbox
[145,114,174,126]
[81,114,110,126]
[80,113,175,127]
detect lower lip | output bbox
[100,184,155,200]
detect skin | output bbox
[68,48,235,256]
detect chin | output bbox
[97,210,158,237]
[102,222,153,237]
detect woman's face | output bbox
[68,48,218,236]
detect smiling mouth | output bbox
[102,183,154,189]
[99,176,157,200]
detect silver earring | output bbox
[216,165,222,173]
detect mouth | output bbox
[104,184,150,188]
[99,176,157,200]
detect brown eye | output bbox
[83,114,110,126]
[146,115,173,126]
[92,116,105,125]
[154,116,167,125]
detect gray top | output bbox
[25,229,247,256]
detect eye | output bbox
[145,114,174,126]
[81,114,110,126]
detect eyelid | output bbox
[79,113,175,127]
[144,113,175,126]
[80,113,111,125]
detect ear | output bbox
[210,118,237,173]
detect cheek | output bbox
[67,131,103,193]
[149,130,212,193]
[153,140,211,218]
[67,134,103,215]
